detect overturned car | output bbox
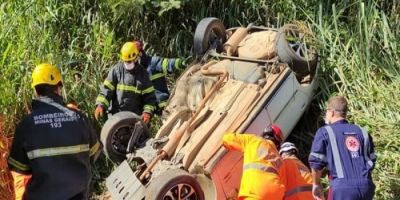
[101,17,319,200]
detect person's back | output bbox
[223,124,285,200]
[322,121,374,179]
[309,96,376,200]
[311,121,375,199]
[8,63,101,200]
[279,142,313,200]
[20,95,95,199]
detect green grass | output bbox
[0,0,399,199]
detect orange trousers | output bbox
[11,171,31,200]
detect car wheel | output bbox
[277,24,318,76]
[193,17,226,56]
[146,169,205,200]
[100,111,149,163]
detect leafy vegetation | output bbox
[0,0,399,199]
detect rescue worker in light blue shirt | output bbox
[309,96,376,200]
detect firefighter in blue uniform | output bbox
[309,96,376,200]
[8,63,102,200]
[134,40,187,114]
[94,42,157,124]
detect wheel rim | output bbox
[111,126,134,155]
[285,26,316,61]
[163,183,199,200]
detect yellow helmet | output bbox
[120,42,139,62]
[31,63,63,88]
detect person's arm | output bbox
[95,67,117,109]
[369,134,376,168]
[312,168,323,185]
[309,128,328,200]
[81,113,102,163]
[8,123,31,174]
[149,56,185,75]
[140,71,157,115]
[222,133,252,152]
[311,168,324,200]
[8,122,32,200]
[308,128,328,171]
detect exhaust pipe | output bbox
[223,24,254,56]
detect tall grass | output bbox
[0,0,399,199]
[299,2,400,199]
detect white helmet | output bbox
[279,142,298,155]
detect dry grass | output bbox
[0,115,14,200]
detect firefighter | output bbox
[309,96,376,200]
[94,42,157,124]
[134,40,187,113]
[222,124,286,200]
[8,63,102,200]
[279,142,313,200]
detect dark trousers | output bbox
[329,179,375,200]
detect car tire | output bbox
[193,17,226,56]
[100,111,148,163]
[145,169,205,200]
[277,24,318,76]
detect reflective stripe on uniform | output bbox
[150,73,165,81]
[96,95,109,107]
[174,59,182,70]
[117,84,140,93]
[8,157,30,171]
[325,126,345,178]
[360,127,374,167]
[89,141,100,157]
[257,146,269,158]
[243,163,278,174]
[103,80,115,90]
[162,59,169,74]
[142,86,155,94]
[310,152,327,162]
[158,101,167,108]
[284,185,313,198]
[27,144,89,160]
[144,104,155,112]
[257,145,282,169]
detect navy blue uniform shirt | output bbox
[309,120,376,180]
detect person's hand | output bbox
[141,112,151,124]
[134,40,143,52]
[312,184,323,200]
[66,102,79,111]
[94,105,104,121]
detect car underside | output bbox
[102,17,319,200]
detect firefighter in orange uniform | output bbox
[279,142,314,200]
[223,124,285,200]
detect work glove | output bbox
[312,184,323,200]
[94,105,104,121]
[141,112,151,124]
